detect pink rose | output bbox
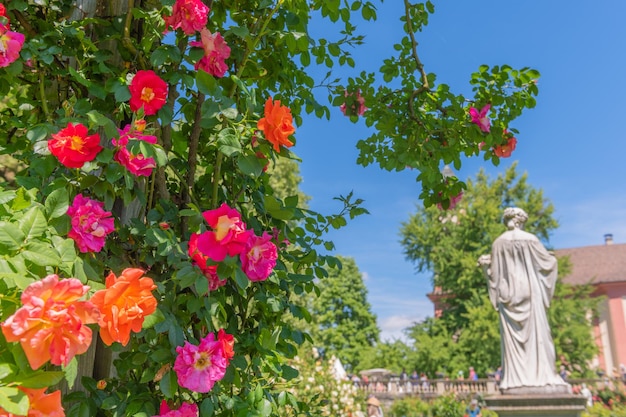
[112,124,158,177]
[240,232,278,282]
[189,28,231,78]
[196,203,252,262]
[67,194,115,253]
[174,333,227,393]
[163,0,209,35]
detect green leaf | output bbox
[264,196,294,220]
[228,25,249,38]
[101,396,118,410]
[0,363,15,380]
[221,107,238,120]
[18,371,65,388]
[142,307,165,329]
[257,398,272,417]
[12,344,30,373]
[195,273,209,295]
[217,128,241,156]
[281,365,299,381]
[86,110,118,139]
[196,71,217,95]
[44,188,69,219]
[26,125,50,143]
[64,357,78,389]
[200,398,215,416]
[159,370,178,399]
[0,222,25,250]
[0,190,16,205]
[0,386,28,416]
[22,242,61,266]
[158,105,173,125]
[234,268,249,290]
[237,154,264,178]
[152,145,168,167]
[18,206,48,241]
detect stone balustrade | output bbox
[354,377,607,400]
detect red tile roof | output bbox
[556,243,626,285]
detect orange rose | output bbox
[0,275,99,370]
[257,97,296,152]
[90,268,157,346]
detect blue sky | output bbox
[292,1,626,341]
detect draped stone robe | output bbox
[489,228,568,392]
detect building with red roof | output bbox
[556,234,626,375]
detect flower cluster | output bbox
[286,352,363,417]
[0,5,24,68]
[173,329,234,393]
[469,104,491,133]
[340,89,367,117]
[190,28,231,77]
[163,0,209,35]
[188,233,227,291]
[191,203,279,284]
[436,190,463,211]
[165,0,230,77]
[257,97,296,152]
[494,131,517,158]
[469,105,519,158]
[113,123,159,177]
[1,269,157,371]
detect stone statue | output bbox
[478,207,570,394]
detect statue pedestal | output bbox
[485,394,587,417]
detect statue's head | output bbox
[503,207,528,229]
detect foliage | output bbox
[309,256,379,371]
[277,346,364,417]
[400,164,598,378]
[389,396,430,417]
[266,158,310,209]
[359,339,416,375]
[584,401,626,417]
[0,0,543,415]
[388,394,498,417]
[549,258,601,378]
[354,2,540,207]
[405,317,462,378]
[591,382,626,412]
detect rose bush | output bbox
[0,0,539,415]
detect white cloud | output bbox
[379,314,424,343]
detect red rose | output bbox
[48,123,102,168]
[128,70,168,116]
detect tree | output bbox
[359,339,416,375]
[400,164,598,377]
[548,258,600,377]
[310,256,379,371]
[401,163,558,328]
[266,158,310,209]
